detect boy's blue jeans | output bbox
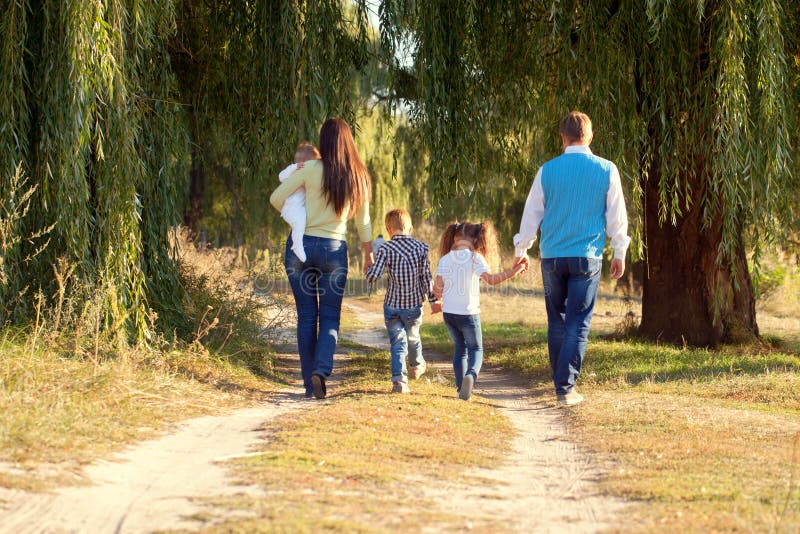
[384,305,424,383]
[442,313,483,391]
[285,235,348,397]
[540,257,602,396]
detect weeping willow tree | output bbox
[5,0,795,346]
[0,0,188,338]
[378,0,799,346]
[0,0,374,338]
[171,0,374,246]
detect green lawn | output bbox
[420,315,800,532]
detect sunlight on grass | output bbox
[214,347,513,532]
[0,241,293,491]
[0,331,279,490]
[426,315,800,532]
[363,269,800,532]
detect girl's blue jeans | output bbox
[540,257,601,396]
[442,312,483,390]
[284,235,348,396]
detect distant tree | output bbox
[378,0,799,346]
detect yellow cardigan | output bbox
[269,159,372,243]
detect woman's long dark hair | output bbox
[319,118,371,217]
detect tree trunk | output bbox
[639,161,758,346]
[183,139,204,240]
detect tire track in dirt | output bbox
[0,390,306,533]
[341,301,627,533]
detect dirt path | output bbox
[0,388,307,533]
[342,301,626,533]
[1,301,624,533]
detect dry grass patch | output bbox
[0,332,279,490]
[570,392,799,533]
[0,242,292,491]
[210,347,513,532]
[359,257,800,531]
[446,318,800,532]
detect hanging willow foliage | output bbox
[171,0,373,246]
[0,0,187,339]
[6,1,794,345]
[378,0,799,345]
[0,0,32,319]
[0,0,374,338]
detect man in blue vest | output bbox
[513,111,630,406]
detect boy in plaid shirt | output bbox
[366,209,440,393]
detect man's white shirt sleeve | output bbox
[605,164,631,261]
[513,168,545,257]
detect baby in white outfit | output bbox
[278,142,320,262]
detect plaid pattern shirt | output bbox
[365,235,437,309]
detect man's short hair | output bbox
[385,208,413,233]
[560,111,593,143]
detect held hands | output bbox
[430,302,442,314]
[511,255,529,277]
[363,252,375,273]
[610,258,625,280]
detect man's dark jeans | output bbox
[540,257,602,396]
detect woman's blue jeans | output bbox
[540,257,602,396]
[443,313,483,390]
[285,235,348,396]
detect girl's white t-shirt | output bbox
[435,249,491,315]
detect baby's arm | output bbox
[270,165,307,211]
[278,163,297,182]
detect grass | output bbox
[757,264,800,352]
[0,326,282,490]
[2,253,798,532]
[413,292,800,532]
[205,344,513,532]
[0,240,292,491]
[348,271,800,530]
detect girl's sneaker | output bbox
[392,381,410,394]
[458,374,474,400]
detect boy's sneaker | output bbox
[556,391,584,406]
[458,374,474,401]
[392,381,410,394]
[409,361,427,380]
